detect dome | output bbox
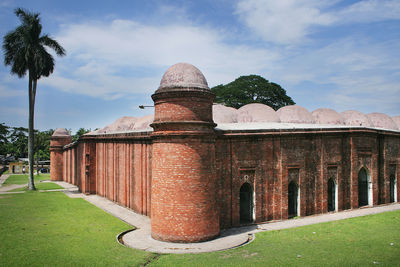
[392,116,400,129]
[157,63,209,92]
[312,108,344,125]
[341,110,372,127]
[366,113,398,130]
[212,104,238,123]
[133,114,154,130]
[52,128,70,137]
[276,105,315,124]
[97,116,137,133]
[237,103,280,123]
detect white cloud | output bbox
[235,0,400,44]
[235,0,335,44]
[0,85,25,98]
[337,0,400,23]
[44,19,278,99]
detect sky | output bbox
[0,0,399,132]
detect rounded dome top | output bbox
[366,113,398,130]
[276,105,315,124]
[312,108,344,125]
[238,103,280,123]
[52,128,70,137]
[392,115,400,129]
[212,104,238,123]
[341,110,372,127]
[158,63,209,92]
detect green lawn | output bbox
[0,185,399,267]
[0,191,152,267]
[152,211,400,267]
[2,173,50,185]
[9,182,64,192]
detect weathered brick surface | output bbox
[50,135,71,181]
[52,124,400,242]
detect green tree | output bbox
[34,129,53,169]
[72,128,91,142]
[211,75,295,110]
[0,123,10,155]
[8,127,28,158]
[2,8,66,190]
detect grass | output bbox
[0,191,152,267]
[9,182,64,192]
[151,211,400,266]
[2,173,50,185]
[1,174,399,266]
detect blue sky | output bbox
[1,0,399,132]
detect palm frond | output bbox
[39,35,66,56]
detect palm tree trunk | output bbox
[28,75,36,190]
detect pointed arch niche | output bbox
[358,168,372,207]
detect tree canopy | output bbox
[211,75,295,110]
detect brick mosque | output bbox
[50,63,400,243]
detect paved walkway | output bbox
[2,174,400,254]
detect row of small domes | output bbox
[214,103,400,130]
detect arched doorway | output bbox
[240,183,253,223]
[358,168,370,207]
[328,178,337,212]
[390,175,396,203]
[288,181,299,218]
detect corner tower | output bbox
[150,63,219,242]
[50,128,71,181]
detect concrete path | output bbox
[0,174,10,187]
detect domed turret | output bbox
[150,63,219,243]
[157,63,209,92]
[50,128,72,181]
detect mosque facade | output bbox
[51,63,400,243]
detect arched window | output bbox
[240,183,253,223]
[358,168,371,207]
[328,178,337,212]
[288,181,299,218]
[390,175,397,203]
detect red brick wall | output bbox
[151,137,219,242]
[55,127,400,235]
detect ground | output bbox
[0,174,399,266]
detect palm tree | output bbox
[2,8,66,190]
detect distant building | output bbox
[9,162,29,174]
[51,63,400,243]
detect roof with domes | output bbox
[238,103,280,123]
[212,104,238,123]
[157,63,209,92]
[277,105,315,124]
[366,113,398,130]
[341,110,372,127]
[392,116,400,129]
[312,108,344,125]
